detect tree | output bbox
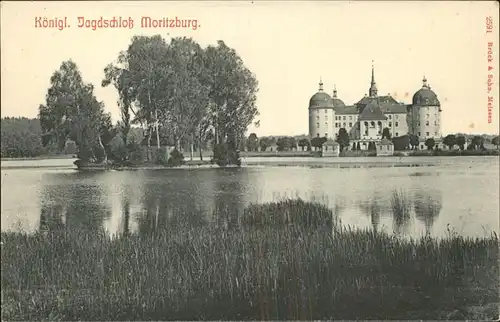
[276,136,296,152]
[125,35,171,155]
[456,135,466,150]
[310,137,323,151]
[1,117,47,158]
[410,135,419,150]
[298,138,310,151]
[204,40,259,165]
[382,127,391,140]
[425,138,435,150]
[247,133,259,151]
[442,134,456,150]
[392,135,410,151]
[492,136,500,149]
[259,137,271,152]
[39,60,114,163]
[336,128,350,151]
[102,58,136,152]
[471,135,485,150]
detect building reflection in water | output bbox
[358,196,382,232]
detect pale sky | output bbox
[1,1,499,136]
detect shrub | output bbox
[212,143,241,167]
[154,147,169,165]
[167,149,185,167]
[242,199,337,229]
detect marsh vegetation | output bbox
[1,199,498,320]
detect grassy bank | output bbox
[1,200,498,320]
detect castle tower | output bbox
[410,76,442,143]
[308,78,335,139]
[369,61,378,98]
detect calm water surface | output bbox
[1,157,498,238]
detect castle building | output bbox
[308,63,442,150]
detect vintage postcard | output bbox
[1,0,499,320]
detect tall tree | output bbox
[125,35,170,155]
[204,40,259,148]
[39,60,113,163]
[164,37,210,152]
[102,54,137,149]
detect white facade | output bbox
[308,71,441,149]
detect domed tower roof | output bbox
[412,76,440,106]
[309,78,334,109]
[332,85,346,108]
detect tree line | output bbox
[35,35,259,166]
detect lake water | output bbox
[1,157,498,238]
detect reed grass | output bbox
[1,200,498,321]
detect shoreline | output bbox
[2,149,498,162]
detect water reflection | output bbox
[390,190,412,236]
[358,196,382,232]
[414,190,443,236]
[1,159,493,239]
[136,171,212,235]
[213,169,246,229]
[39,203,65,232]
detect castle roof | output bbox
[334,105,358,114]
[358,100,387,121]
[309,79,334,109]
[412,77,440,107]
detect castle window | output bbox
[434,121,437,126]
[389,122,392,127]
[426,132,430,136]
[317,116,320,120]
[426,121,429,126]
[395,122,399,127]
[325,133,328,138]
[325,122,328,126]
[325,115,328,120]
[343,116,346,120]
[388,115,392,119]
[364,122,368,127]
[349,116,353,120]
[426,114,429,118]
[349,122,352,127]
[396,132,399,136]
[396,115,399,120]
[417,122,420,126]
[316,123,320,128]
[418,132,421,136]
[343,123,346,127]
[324,109,328,113]
[370,121,375,127]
